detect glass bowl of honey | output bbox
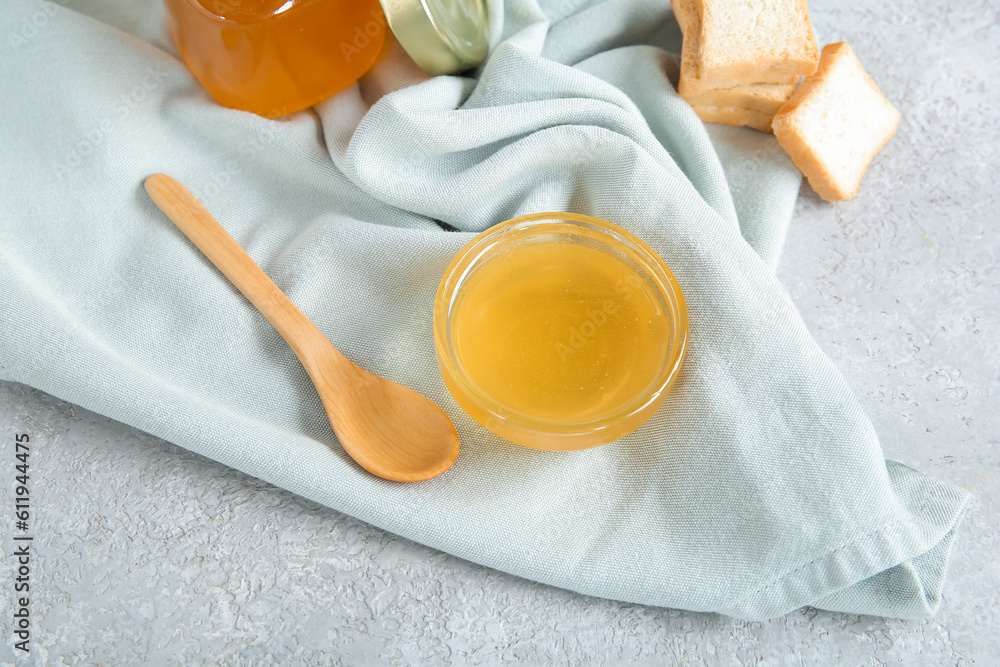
[434,213,688,451]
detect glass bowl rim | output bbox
[433,212,688,438]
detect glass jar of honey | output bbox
[434,213,689,451]
[164,0,490,117]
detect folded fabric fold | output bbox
[0,0,968,620]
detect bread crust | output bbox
[684,82,796,116]
[672,0,706,97]
[692,105,775,133]
[772,42,901,201]
[671,0,695,34]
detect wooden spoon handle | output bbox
[144,173,338,364]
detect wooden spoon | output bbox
[145,173,459,482]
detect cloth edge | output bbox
[725,460,971,620]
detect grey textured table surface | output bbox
[2,0,998,664]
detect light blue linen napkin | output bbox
[0,0,968,619]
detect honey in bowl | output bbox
[434,213,688,451]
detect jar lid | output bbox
[378,0,490,76]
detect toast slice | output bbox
[772,42,901,201]
[673,0,799,100]
[694,0,819,87]
[692,105,776,134]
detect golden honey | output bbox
[164,0,387,117]
[434,214,688,450]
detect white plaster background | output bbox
[1,0,998,663]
